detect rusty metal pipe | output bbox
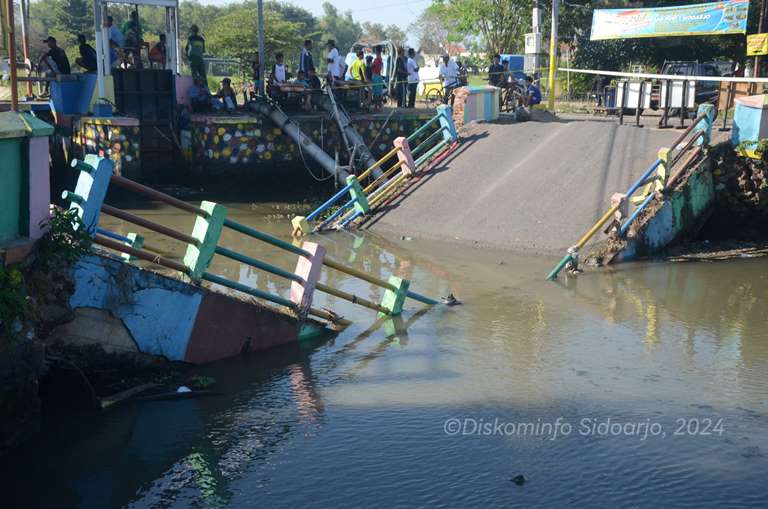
[101,204,199,246]
[110,175,209,217]
[93,235,189,273]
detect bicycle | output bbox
[424,83,458,108]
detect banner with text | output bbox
[590,0,749,41]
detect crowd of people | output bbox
[35,14,541,113]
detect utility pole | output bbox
[756,0,766,78]
[257,0,265,96]
[5,0,18,110]
[547,0,559,111]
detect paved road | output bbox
[364,114,684,254]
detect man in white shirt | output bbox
[326,39,341,82]
[438,54,459,104]
[406,48,419,108]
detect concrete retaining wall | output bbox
[69,253,322,363]
[614,162,715,262]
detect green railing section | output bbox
[546,104,715,280]
[62,155,439,328]
[292,104,460,236]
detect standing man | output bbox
[250,51,261,99]
[488,54,503,86]
[395,46,408,107]
[406,48,419,108]
[299,39,314,75]
[105,16,124,48]
[326,39,341,83]
[122,10,144,68]
[148,34,167,69]
[186,25,206,83]
[75,34,97,73]
[438,54,459,104]
[349,50,367,83]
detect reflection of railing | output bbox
[292,105,460,236]
[546,104,715,280]
[63,155,438,326]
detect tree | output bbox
[431,0,529,54]
[384,24,406,48]
[409,7,449,54]
[205,2,305,72]
[360,22,387,44]
[318,2,362,53]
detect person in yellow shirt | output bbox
[348,50,367,83]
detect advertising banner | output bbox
[590,0,749,41]
[747,33,768,56]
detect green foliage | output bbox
[359,22,405,48]
[36,208,92,271]
[430,0,530,54]
[0,266,26,340]
[318,2,362,54]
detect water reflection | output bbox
[2,201,765,507]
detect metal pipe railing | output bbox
[619,192,655,237]
[101,204,199,246]
[315,197,357,231]
[306,181,355,221]
[415,139,450,168]
[362,160,405,194]
[410,126,447,157]
[357,145,400,182]
[406,114,441,143]
[89,173,439,307]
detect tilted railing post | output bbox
[436,105,458,142]
[692,103,715,146]
[184,201,228,281]
[290,241,326,320]
[394,137,416,176]
[66,156,114,233]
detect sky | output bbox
[203,0,431,30]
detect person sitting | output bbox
[522,75,542,107]
[75,34,97,73]
[305,67,323,110]
[293,70,309,88]
[488,54,503,87]
[214,77,238,112]
[188,78,212,113]
[148,34,167,69]
[38,36,70,95]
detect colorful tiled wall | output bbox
[73,117,142,180]
[188,112,434,174]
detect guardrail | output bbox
[292,105,460,236]
[546,103,715,280]
[63,155,439,326]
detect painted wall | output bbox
[69,253,308,363]
[0,139,23,244]
[452,86,500,128]
[614,163,715,262]
[73,117,142,180]
[187,111,434,174]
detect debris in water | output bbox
[441,293,461,306]
[510,474,527,486]
[400,235,413,241]
[177,385,192,393]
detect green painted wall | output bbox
[0,139,23,244]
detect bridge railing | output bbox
[63,155,439,326]
[546,103,716,280]
[292,105,460,236]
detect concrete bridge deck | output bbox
[363,114,685,254]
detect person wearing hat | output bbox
[75,34,98,73]
[39,36,71,76]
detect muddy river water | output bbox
[3,199,768,508]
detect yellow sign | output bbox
[747,33,768,56]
